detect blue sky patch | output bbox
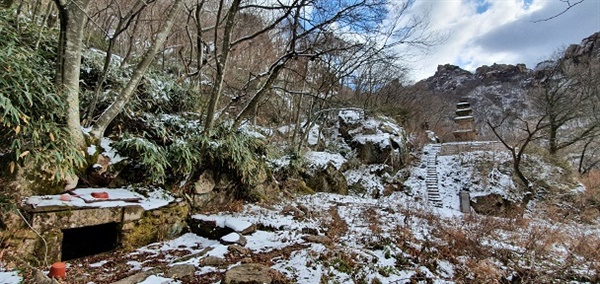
[475,0,492,14]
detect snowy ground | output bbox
[2,144,598,283]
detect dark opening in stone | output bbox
[61,222,119,261]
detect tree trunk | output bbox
[90,0,184,139]
[195,0,205,90]
[203,0,241,133]
[548,120,558,155]
[232,59,287,129]
[85,0,150,126]
[53,0,91,149]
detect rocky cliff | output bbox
[410,31,600,140]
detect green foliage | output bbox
[111,134,170,183]
[0,9,85,182]
[201,124,268,188]
[111,124,268,192]
[167,138,201,175]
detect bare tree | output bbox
[533,0,585,23]
[84,0,156,126]
[90,0,184,139]
[487,115,547,200]
[532,60,600,156]
[578,137,600,175]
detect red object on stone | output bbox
[59,194,72,201]
[91,191,109,199]
[48,262,66,279]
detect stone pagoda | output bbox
[452,100,476,141]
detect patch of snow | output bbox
[87,145,97,156]
[307,124,321,146]
[338,108,364,124]
[24,187,174,211]
[89,260,109,268]
[139,275,181,284]
[0,271,21,284]
[344,165,386,197]
[100,137,126,164]
[220,233,240,243]
[352,133,393,148]
[224,219,253,233]
[269,155,291,170]
[239,124,267,139]
[304,151,346,170]
[127,260,143,270]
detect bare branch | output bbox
[533,0,585,23]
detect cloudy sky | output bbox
[397,0,600,81]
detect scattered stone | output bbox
[228,244,251,256]
[32,269,59,284]
[301,227,319,235]
[302,235,333,247]
[170,247,213,264]
[305,163,348,195]
[221,232,247,246]
[296,204,309,214]
[194,170,215,194]
[222,263,274,284]
[471,193,524,218]
[164,264,196,279]
[281,205,304,218]
[199,256,226,267]
[188,218,231,240]
[225,219,256,235]
[110,269,158,284]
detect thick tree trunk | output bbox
[90,0,184,140]
[53,0,91,149]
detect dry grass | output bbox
[324,206,348,241]
[393,203,600,283]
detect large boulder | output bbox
[222,263,283,284]
[304,163,348,195]
[337,109,406,167]
[471,193,524,218]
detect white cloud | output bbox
[394,0,600,81]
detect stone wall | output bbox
[9,200,188,264]
[439,141,505,156]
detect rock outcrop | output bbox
[222,263,281,284]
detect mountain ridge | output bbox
[407,31,600,140]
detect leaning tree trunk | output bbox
[53,0,91,149]
[203,0,241,133]
[90,0,184,140]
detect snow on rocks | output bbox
[220,233,247,246]
[222,263,279,284]
[191,214,257,235]
[24,187,174,211]
[304,151,347,171]
[14,138,598,283]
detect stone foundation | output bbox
[10,190,188,264]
